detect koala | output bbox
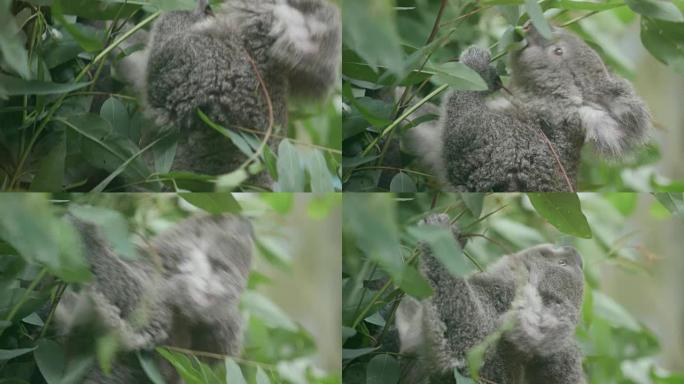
[56,213,254,383]
[123,0,340,185]
[396,214,585,384]
[408,26,651,191]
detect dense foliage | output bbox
[0,0,341,192]
[342,0,684,192]
[342,192,684,383]
[0,193,341,384]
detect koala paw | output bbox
[460,46,491,74]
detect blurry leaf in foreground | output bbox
[343,194,403,278]
[626,0,684,22]
[343,0,404,76]
[225,358,247,384]
[0,194,90,282]
[0,0,30,79]
[179,193,242,214]
[68,204,136,260]
[241,291,298,331]
[653,192,684,218]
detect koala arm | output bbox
[270,0,341,98]
[414,214,491,370]
[64,215,172,350]
[504,280,578,357]
[580,74,651,157]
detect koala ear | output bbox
[579,75,651,157]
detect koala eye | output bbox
[553,46,564,56]
[558,259,568,266]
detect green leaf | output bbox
[641,16,684,76]
[52,0,104,52]
[305,150,335,193]
[137,351,167,384]
[626,0,684,22]
[255,367,271,384]
[178,193,242,214]
[0,195,90,282]
[343,0,404,76]
[68,204,136,259]
[389,172,417,193]
[241,291,298,331]
[407,225,471,276]
[0,73,89,95]
[461,193,485,217]
[366,354,400,384]
[224,359,247,384]
[34,340,65,384]
[527,193,592,238]
[0,347,36,361]
[277,140,305,192]
[0,0,30,79]
[95,334,119,376]
[156,348,203,384]
[342,347,378,361]
[260,194,294,214]
[396,265,433,299]
[100,97,130,137]
[431,62,488,91]
[524,0,553,39]
[343,194,403,278]
[153,130,179,174]
[653,192,684,217]
[58,0,141,19]
[30,132,66,192]
[59,114,151,182]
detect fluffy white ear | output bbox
[580,75,652,157]
[578,103,624,157]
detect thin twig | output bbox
[535,125,575,191]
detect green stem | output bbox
[0,268,48,338]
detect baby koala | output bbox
[57,213,253,383]
[125,0,340,184]
[409,26,651,191]
[397,214,585,384]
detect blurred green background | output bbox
[342,0,684,192]
[342,192,684,383]
[0,192,342,384]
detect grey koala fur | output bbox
[131,0,340,184]
[56,213,254,383]
[396,214,585,384]
[408,27,651,191]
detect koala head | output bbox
[513,244,585,311]
[510,26,610,100]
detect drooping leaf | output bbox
[527,193,592,238]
